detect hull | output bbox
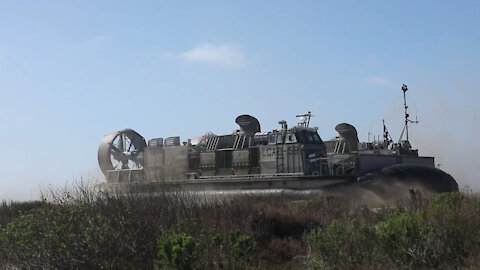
[99,164,458,204]
[100,174,353,195]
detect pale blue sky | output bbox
[1,1,479,199]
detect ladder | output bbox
[276,144,284,173]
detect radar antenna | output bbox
[398,84,418,145]
[296,111,313,127]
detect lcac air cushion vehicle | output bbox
[97,84,458,198]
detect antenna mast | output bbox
[399,84,418,143]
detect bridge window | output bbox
[305,132,314,143]
[295,131,323,144]
[296,132,306,143]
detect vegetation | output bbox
[0,184,479,269]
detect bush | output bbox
[377,212,439,267]
[375,192,480,268]
[0,204,123,269]
[307,219,385,269]
[425,192,480,266]
[1,187,480,269]
[0,200,48,227]
[156,229,257,270]
[157,233,199,270]
[230,230,257,264]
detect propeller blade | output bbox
[119,134,124,152]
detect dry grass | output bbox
[0,181,478,269]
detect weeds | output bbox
[0,182,478,269]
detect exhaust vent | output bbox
[335,123,359,152]
[235,115,261,135]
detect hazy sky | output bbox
[1,1,479,200]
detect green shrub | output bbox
[425,192,480,266]
[230,230,257,264]
[156,230,257,270]
[429,192,464,214]
[307,219,384,269]
[0,204,121,269]
[157,233,199,270]
[0,200,48,228]
[377,211,440,267]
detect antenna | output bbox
[296,111,313,127]
[383,119,393,147]
[399,84,418,144]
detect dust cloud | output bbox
[413,92,479,190]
